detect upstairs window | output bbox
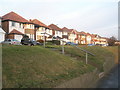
[56,31,58,34]
[30,24,32,28]
[19,23,22,28]
[12,22,15,26]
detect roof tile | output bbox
[9,29,24,34]
[48,24,62,31]
[2,11,29,23]
[30,19,48,28]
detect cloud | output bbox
[1,0,119,3]
[94,25,118,38]
[0,0,118,38]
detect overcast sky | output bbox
[0,0,119,39]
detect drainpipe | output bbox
[34,27,37,40]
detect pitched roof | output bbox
[9,29,24,35]
[71,29,78,34]
[2,11,29,23]
[78,31,87,35]
[48,24,62,31]
[62,27,73,32]
[30,19,48,28]
[0,28,5,33]
[90,34,96,38]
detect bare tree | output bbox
[108,36,117,46]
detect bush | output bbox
[52,40,60,45]
[37,39,44,43]
[46,41,53,45]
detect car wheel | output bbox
[28,44,31,46]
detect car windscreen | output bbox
[5,39,11,42]
[13,39,18,41]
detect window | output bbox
[30,24,32,28]
[56,31,58,34]
[49,30,50,33]
[19,23,22,28]
[12,22,15,26]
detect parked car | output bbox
[36,42,43,45]
[66,42,78,45]
[88,44,95,46]
[1,39,21,45]
[21,38,37,46]
[101,44,108,47]
[95,44,102,46]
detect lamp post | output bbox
[43,32,45,48]
[62,40,65,54]
[41,28,47,48]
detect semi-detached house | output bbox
[62,27,78,44]
[2,11,35,41]
[30,19,52,41]
[0,17,5,42]
[62,27,70,43]
[48,24,63,39]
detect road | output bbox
[96,64,119,88]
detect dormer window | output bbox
[12,21,15,26]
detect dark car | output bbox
[66,42,78,45]
[36,42,43,45]
[21,38,37,46]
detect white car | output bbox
[102,44,108,47]
[1,39,21,45]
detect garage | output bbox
[0,28,5,42]
[14,35,23,41]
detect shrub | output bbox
[52,40,60,45]
[37,39,44,43]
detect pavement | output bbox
[96,64,119,88]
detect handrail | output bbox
[41,33,95,56]
[60,39,95,56]
[74,45,95,56]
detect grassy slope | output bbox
[2,45,115,88]
[103,46,118,64]
[47,45,114,71]
[2,45,94,88]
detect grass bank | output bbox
[2,45,115,88]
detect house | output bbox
[86,33,92,44]
[91,34,101,45]
[2,11,29,41]
[24,21,35,40]
[62,27,78,44]
[77,31,87,44]
[48,24,63,39]
[99,37,108,45]
[62,27,70,42]
[30,19,52,41]
[0,17,5,42]
[68,29,78,43]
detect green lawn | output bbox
[2,45,115,88]
[103,46,118,64]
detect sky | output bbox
[0,0,119,39]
